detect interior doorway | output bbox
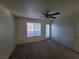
[46,24,50,39]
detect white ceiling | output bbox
[0,0,79,19]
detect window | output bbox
[46,24,50,38]
[27,22,41,37]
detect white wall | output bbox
[51,14,75,48]
[16,17,50,44]
[0,5,16,59]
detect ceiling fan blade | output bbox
[50,17,56,19]
[42,12,47,16]
[51,12,60,15]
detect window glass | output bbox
[27,22,41,37]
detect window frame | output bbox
[26,22,41,37]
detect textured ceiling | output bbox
[0,0,79,19]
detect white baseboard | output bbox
[0,56,8,59]
[0,45,16,59]
[8,46,15,57]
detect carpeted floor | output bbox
[9,40,79,59]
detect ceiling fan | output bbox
[41,9,60,19]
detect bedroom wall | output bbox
[0,5,16,59]
[16,17,50,44]
[51,12,79,52]
[51,14,75,48]
[73,14,79,52]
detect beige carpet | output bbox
[9,40,79,59]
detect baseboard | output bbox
[51,39,79,54]
[8,45,16,59]
[8,46,16,58]
[0,56,8,59]
[16,39,46,46]
[0,45,16,59]
[0,47,15,59]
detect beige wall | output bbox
[16,17,50,44]
[74,14,79,52]
[51,14,75,48]
[0,5,16,59]
[51,12,79,52]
